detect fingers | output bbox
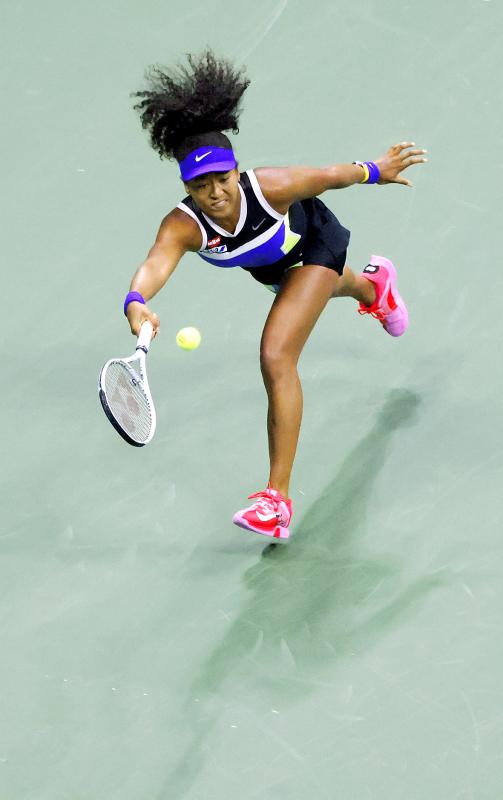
[405,148,427,162]
[150,312,160,338]
[128,307,160,338]
[390,143,427,161]
[404,148,427,158]
[392,143,428,176]
[377,141,427,187]
[141,310,160,338]
[391,141,417,153]
[403,153,428,167]
[378,175,413,187]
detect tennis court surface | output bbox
[2,1,502,797]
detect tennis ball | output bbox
[176,326,201,351]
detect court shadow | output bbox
[195,388,446,692]
[158,389,449,797]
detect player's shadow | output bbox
[159,389,449,798]
[196,388,445,693]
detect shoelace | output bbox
[247,491,280,517]
[358,305,386,321]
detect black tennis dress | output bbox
[177,169,351,292]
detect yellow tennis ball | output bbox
[176,326,201,351]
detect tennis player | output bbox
[124,51,426,540]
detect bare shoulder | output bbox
[252,167,298,215]
[155,206,202,252]
[253,167,292,207]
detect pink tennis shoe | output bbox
[358,255,409,337]
[233,486,292,540]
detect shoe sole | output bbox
[232,516,290,540]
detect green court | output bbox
[2,1,503,797]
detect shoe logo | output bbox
[252,218,266,231]
[195,151,212,162]
[256,510,279,522]
[363,264,379,274]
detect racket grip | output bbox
[136,320,154,352]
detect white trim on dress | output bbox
[202,183,247,238]
[177,203,207,251]
[246,169,284,221]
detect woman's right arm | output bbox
[126,208,201,337]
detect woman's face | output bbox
[185,168,240,220]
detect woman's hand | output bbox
[126,301,160,338]
[375,142,427,187]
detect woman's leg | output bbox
[260,264,350,497]
[331,264,376,303]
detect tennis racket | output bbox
[99,321,156,447]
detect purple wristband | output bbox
[123,291,145,316]
[364,161,380,184]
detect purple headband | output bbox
[179,146,237,181]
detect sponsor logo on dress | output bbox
[208,245,228,253]
[208,236,221,248]
[252,218,266,231]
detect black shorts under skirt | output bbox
[241,197,351,289]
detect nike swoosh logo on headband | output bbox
[195,151,212,162]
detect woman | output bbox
[125,51,426,540]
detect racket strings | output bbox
[103,360,153,443]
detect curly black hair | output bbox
[132,50,250,162]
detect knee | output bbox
[260,342,298,383]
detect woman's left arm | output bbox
[255,142,427,212]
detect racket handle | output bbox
[136,320,154,353]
